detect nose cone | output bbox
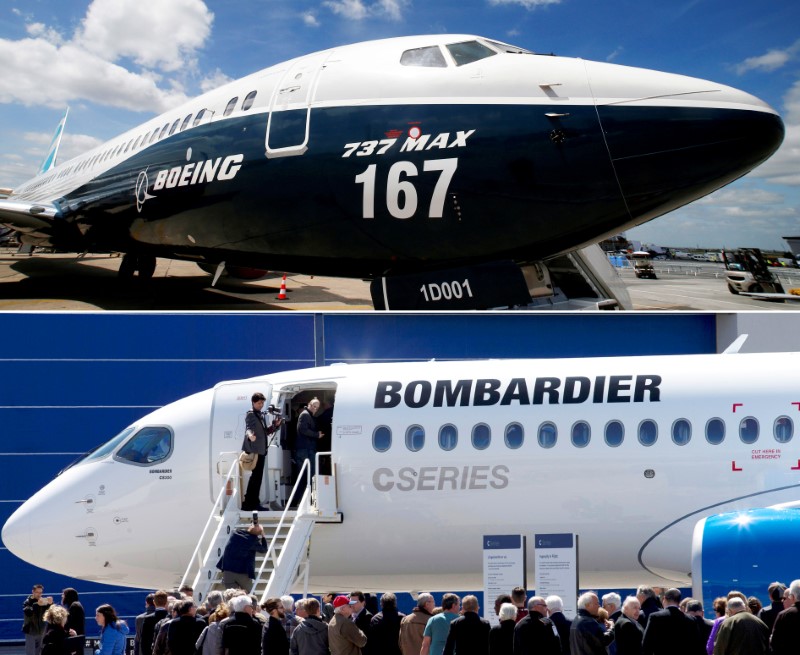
[585,61,785,224]
[2,503,32,561]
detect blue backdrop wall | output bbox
[0,312,716,640]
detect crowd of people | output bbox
[20,579,800,655]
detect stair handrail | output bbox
[250,453,324,594]
[180,452,242,592]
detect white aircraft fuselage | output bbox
[4,351,800,605]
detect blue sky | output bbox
[0,0,798,250]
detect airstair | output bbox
[181,452,341,604]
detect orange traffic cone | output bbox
[276,274,288,300]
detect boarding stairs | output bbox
[181,452,341,604]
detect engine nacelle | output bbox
[692,508,800,612]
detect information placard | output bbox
[483,534,526,625]
[534,533,579,619]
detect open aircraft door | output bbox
[265,51,333,158]
[208,379,272,501]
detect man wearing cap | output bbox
[262,597,290,655]
[328,595,367,655]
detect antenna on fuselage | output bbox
[722,334,748,354]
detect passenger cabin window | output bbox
[505,422,524,449]
[193,109,207,127]
[706,418,725,445]
[739,417,759,444]
[400,46,447,68]
[133,136,142,150]
[168,118,181,136]
[672,419,691,446]
[638,419,658,446]
[439,424,457,451]
[774,416,793,443]
[149,131,159,144]
[115,426,172,465]
[224,97,238,116]
[406,425,425,452]
[373,426,391,452]
[446,40,498,66]
[538,422,557,448]
[472,423,491,450]
[158,123,170,140]
[242,91,257,111]
[180,114,192,131]
[604,420,624,447]
[571,421,590,448]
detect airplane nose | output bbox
[585,62,785,223]
[2,503,32,561]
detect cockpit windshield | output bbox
[485,39,534,55]
[75,426,136,466]
[446,40,498,66]
[400,45,448,68]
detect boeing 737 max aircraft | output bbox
[0,35,785,307]
[3,350,799,607]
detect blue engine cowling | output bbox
[692,507,800,612]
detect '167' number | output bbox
[354,158,458,219]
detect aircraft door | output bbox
[265,51,332,158]
[208,380,272,501]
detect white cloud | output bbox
[199,68,234,94]
[322,0,409,21]
[749,80,800,187]
[735,39,800,75]
[23,131,105,163]
[0,38,190,113]
[606,46,624,63]
[0,0,213,115]
[26,22,64,44]
[488,0,562,9]
[302,11,321,27]
[75,0,213,73]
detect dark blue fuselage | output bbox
[59,101,783,277]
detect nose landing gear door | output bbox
[208,380,272,501]
[265,50,333,158]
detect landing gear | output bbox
[118,253,156,279]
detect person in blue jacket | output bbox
[94,605,129,655]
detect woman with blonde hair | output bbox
[42,605,71,655]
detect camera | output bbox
[267,404,285,418]
[252,510,259,525]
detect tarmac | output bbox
[0,250,799,311]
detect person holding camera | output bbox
[23,584,52,655]
[241,392,283,511]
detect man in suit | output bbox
[242,392,283,511]
[443,595,490,655]
[349,591,374,655]
[613,597,644,655]
[134,594,155,655]
[514,597,560,655]
[546,596,572,655]
[757,582,786,632]
[641,588,702,655]
[140,590,170,655]
[713,597,769,655]
[685,600,714,646]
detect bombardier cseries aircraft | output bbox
[4,348,800,606]
[0,35,785,308]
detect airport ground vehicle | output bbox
[723,248,784,294]
[631,251,657,279]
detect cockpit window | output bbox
[485,39,533,55]
[78,427,136,465]
[115,426,173,465]
[446,40,497,66]
[400,46,447,68]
